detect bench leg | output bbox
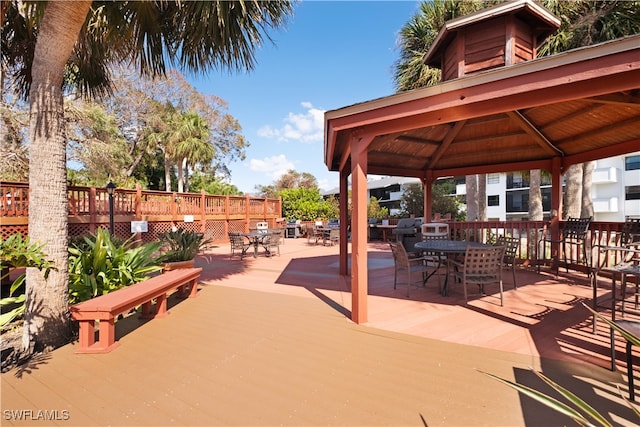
[188,278,198,298]
[75,318,120,354]
[155,294,169,318]
[140,300,155,319]
[77,320,96,351]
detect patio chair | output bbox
[450,245,506,306]
[261,229,282,257]
[389,241,435,297]
[323,228,340,246]
[538,216,592,277]
[229,232,250,259]
[610,319,640,401]
[496,235,520,288]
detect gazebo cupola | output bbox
[424,0,561,81]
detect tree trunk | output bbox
[24,1,92,352]
[564,163,583,219]
[581,161,594,218]
[528,169,543,220]
[164,155,172,192]
[477,174,486,221]
[465,175,478,221]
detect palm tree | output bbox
[394,1,496,220]
[2,0,294,352]
[537,0,640,218]
[394,0,640,221]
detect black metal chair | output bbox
[610,319,640,401]
[538,216,592,276]
[228,232,250,259]
[262,229,282,257]
[496,235,520,288]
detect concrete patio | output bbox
[2,237,638,426]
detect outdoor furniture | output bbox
[496,235,520,288]
[610,319,640,401]
[449,245,506,306]
[323,228,340,246]
[229,232,251,259]
[243,231,272,258]
[262,229,282,257]
[414,240,493,296]
[388,241,435,297]
[70,268,202,353]
[538,216,592,277]
[392,218,423,240]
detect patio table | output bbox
[414,240,493,296]
[242,231,272,258]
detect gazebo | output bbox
[323,0,640,323]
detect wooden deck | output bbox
[2,237,639,426]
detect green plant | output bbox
[158,228,211,262]
[68,229,162,304]
[481,303,640,426]
[0,234,56,329]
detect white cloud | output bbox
[257,102,325,144]
[249,154,295,181]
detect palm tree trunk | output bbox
[581,161,594,218]
[465,175,478,221]
[528,170,543,220]
[478,173,486,221]
[564,163,583,218]
[24,1,92,352]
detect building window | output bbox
[626,185,640,200]
[487,174,500,185]
[625,156,640,171]
[488,195,500,206]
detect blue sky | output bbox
[189,1,421,194]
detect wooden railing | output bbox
[0,181,281,244]
[1,180,630,273]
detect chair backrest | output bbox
[463,246,505,277]
[328,228,340,241]
[562,216,592,239]
[228,232,246,248]
[269,229,282,245]
[389,241,410,268]
[622,217,640,245]
[496,236,519,261]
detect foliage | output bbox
[0,234,56,329]
[189,172,243,196]
[255,169,319,198]
[68,229,162,304]
[319,194,340,221]
[0,96,29,182]
[368,197,389,219]
[398,181,461,220]
[157,228,211,262]
[280,187,326,221]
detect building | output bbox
[324,152,640,221]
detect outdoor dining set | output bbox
[228,222,282,259]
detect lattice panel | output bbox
[206,221,227,243]
[1,225,27,240]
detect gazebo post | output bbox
[422,172,435,222]
[350,134,370,324]
[339,167,349,276]
[549,157,563,266]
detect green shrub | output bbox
[158,228,211,262]
[0,234,56,329]
[68,229,162,304]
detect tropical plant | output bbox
[158,228,211,263]
[481,303,640,426]
[1,0,294,351]
[68,229,162,304]
[0,234,55,329]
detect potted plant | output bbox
[158,228,212,271]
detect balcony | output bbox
[592,167,618,184]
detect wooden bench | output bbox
[69,267,202,354]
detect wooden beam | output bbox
[428,120,466,169]
[507,110,563,156]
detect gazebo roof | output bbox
[324,34,640,179]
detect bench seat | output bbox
[69,267,202,354]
